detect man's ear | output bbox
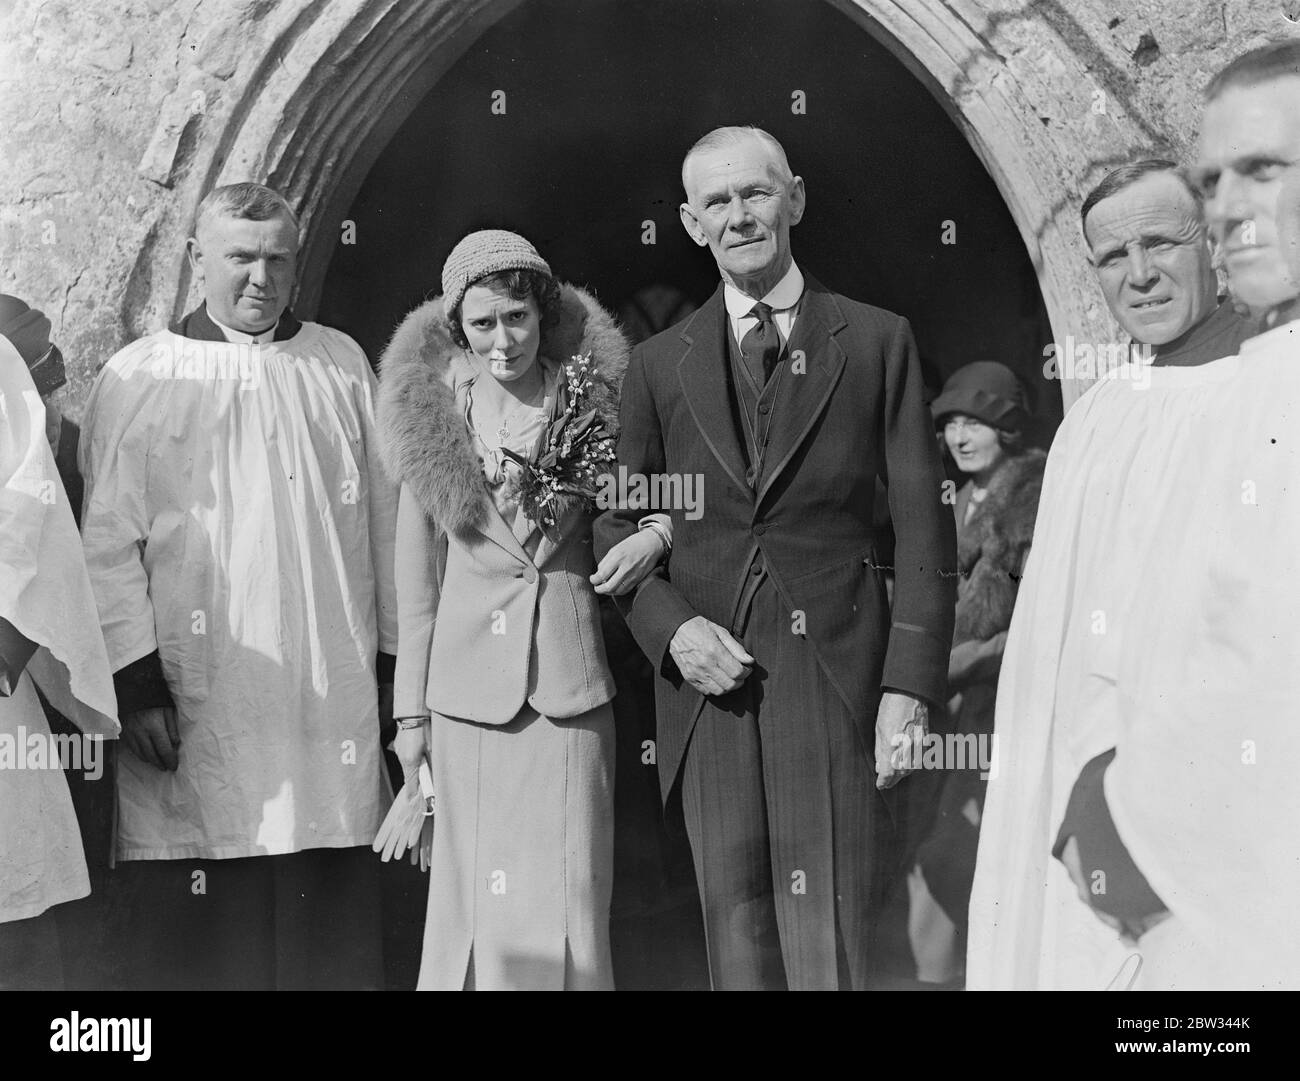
[788,176,807,227]
[679,202,708,247]
[185,236,204,277]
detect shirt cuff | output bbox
[113,650,175,714]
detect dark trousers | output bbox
[108,846,383,990]
[0,909,64,990]
[679,575,883,990]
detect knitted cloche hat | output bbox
[931,361,1027,433]
[440,229,553,321]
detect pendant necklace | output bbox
[489,369,549,445]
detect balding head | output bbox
[681,126,793,194]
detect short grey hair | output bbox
[194,182,300,238]
[681,126,794,195]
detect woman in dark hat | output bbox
[907,361,1046,986]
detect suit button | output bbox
[523,567,538,584]
[750,561,763,576]
[758,403,771,415]
[754,523,767,535]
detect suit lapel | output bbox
[755,278,848,506]
[473,499,532,566]
[676,286,749,494]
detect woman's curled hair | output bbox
[445,269,562,349]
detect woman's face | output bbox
[459,283,542,384]
[943,414,1005,476]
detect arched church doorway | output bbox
[319,0,1058,441]
[313,0,1058,991]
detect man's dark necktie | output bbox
[740,301,781,385]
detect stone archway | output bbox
[126,1,1158,408]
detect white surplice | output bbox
[966,354,1245,990]
[1105,322,1300,990]
[1,337,118,921]
[79,322,397,861]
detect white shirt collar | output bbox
[208,310,277,345]
[723,260,805,320]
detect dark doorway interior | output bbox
[330,0,1058,991]
[321,0,1057,431]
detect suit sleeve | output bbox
[592,342,697,672]
[878,317,957,704]
[392,483,445,718]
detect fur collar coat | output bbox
[377,284,629,537]
[953,448,1047,645]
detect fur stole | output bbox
[953,448,1047,644]
[377,283,629,535]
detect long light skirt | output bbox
[418,701,615,991]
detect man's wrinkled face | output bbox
[1084,172,1218,345]
[187,213,298,333]
[1192,76,1300,313]
[680,136,805,296]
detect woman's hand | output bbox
[590,527,666,596]
[393,720,429,781]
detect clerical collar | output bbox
[171,303,303,344]
[724,261,805,320]
[208,311,276,345]
[1151,297,1255,367]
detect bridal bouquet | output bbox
[500,352,615,535]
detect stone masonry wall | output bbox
[0,0,1294,418]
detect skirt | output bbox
[418,701,616,991]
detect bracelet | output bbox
[395,716,429,730]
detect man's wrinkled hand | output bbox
[668,615,753,697]
[875,691,927,790]
[121,706,181,771]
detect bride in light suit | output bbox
[377,230,668,990]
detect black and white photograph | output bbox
[0,0,1295,1051]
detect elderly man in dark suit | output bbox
[593,125,956,990]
